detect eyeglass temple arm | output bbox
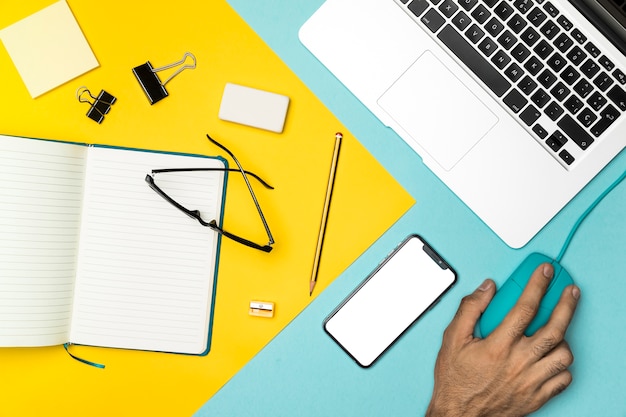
[206,134,275,245]
[207,220,272,252]
[150,167,274,189]
[145,174,207,224]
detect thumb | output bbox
[445,279,496,345]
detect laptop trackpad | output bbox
[378,51,498,171]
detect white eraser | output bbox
[219,83,290,133]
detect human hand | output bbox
[426,263,580,417]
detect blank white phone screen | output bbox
[325,236,455,367]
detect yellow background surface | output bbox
[0,1,414,415]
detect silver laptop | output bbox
[299,0,626,248]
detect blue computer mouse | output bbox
[478,253,574,338]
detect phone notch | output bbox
[422,242,451,270]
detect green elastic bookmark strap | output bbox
[63,343,105,369]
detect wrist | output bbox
[425,400,466,417]
[425,402,451,417]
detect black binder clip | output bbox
[76,87,117,124]
[132,52,196,105]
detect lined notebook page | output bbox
[70,146,225,354]
[0,135,87,347]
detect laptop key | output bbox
[512,43,531,62]
[520,27,540,46]
[494,1,514,19]
[577,107,597,127]
[566,46,586,66]
[533,123,549,138]
[524,56,544,75]
[561,65,580,85]
[587,92,607,111]
[593,72,614,91]
[584,42,601,58]
[540,20,560,40]
[558,114,594,149]
[485,17,505,36]
[547,53,566,72]
[471,4,491,23]
[504,88,528,112]
[543,1,559,17]
[527,7,548,27]
[531,88,550,107]
[422,9,447,32]
[439,0,459,17]
[520,104,541,124]
[571,28,587,44]
[546,131,567,151]
[607,85,626,111]
[466,24,486,43]
[591,104,619,137]
[492,50,511,69]
[478,37,499,56]
[452,11,472,30]
[598,55,614,71]
[513,0,533,14]
[553,33,573,53]
[459,0,478,12]
[550,81,570,101]
[556,15,573,31]
[409,0,430,17]
[581,59,600,78]
[534,39,554,59]
[498,30,517,50]
[590,104,620,136]
[538,69,558,88]
[545,101,564,120]
[614,69,626,84]
[519,75,538,94]
[564,95,583,113]
[505,63,525,81]
[508,14,528,33]
[438,25,512,96]
[573,79,593,98]
[559,149,575,165]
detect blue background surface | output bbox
[196,0,626,415]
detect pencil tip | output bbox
[309,281,316,296]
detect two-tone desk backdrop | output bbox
[0,0,624,416]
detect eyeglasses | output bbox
[145,134,275,252]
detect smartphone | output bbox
[324,234,456,367]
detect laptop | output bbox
[299,0,626,248]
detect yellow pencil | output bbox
[309,132,343,296]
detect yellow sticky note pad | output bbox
[0,0,98,98]
[0,1,414,416]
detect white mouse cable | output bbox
[555,169,626,263]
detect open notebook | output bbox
[0,135,226,355]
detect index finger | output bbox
[530,285,580,357]
[492,263,554,342]
[444,280,496,347]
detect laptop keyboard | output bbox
[396,0,626,169]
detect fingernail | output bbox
[543,264,554,278]
[572,286,581,300]
[478,279,492,291]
